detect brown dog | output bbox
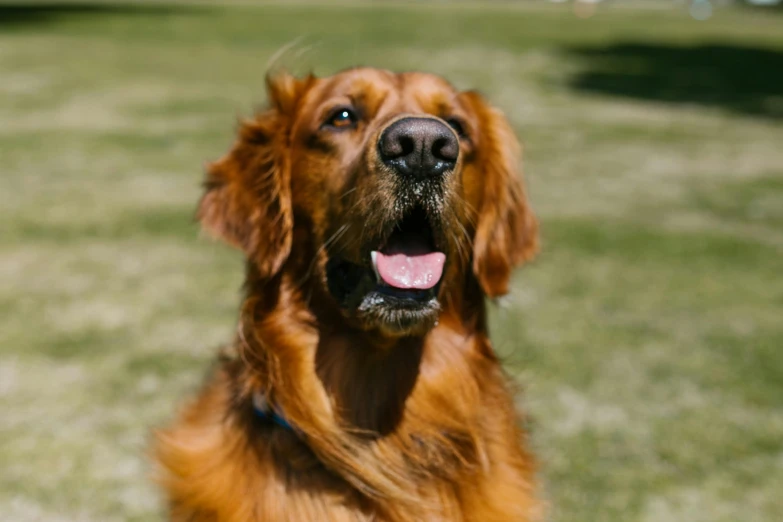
[154,68,541,521]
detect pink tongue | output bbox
[375,251,446,290]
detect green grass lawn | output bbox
[1,2,782,521]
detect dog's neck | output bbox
[236,265,495,504]
[313,332,425,436]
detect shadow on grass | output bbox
[740,1,783,12]
[565,43,783,119]
[0,3,207,28]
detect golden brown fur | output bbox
[154,68,541,521]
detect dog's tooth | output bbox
[370,251,381,282]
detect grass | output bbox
[1,1,782,521]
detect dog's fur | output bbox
[154,68,541,521]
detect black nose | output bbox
[378,117,458,179]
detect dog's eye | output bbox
[445,117,467,139]
[323,107,358,130]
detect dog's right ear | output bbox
[197,73,313,279]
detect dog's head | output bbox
[199,68,538,337]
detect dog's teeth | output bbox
[370,251,381,282]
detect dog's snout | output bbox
[378,117,458,179]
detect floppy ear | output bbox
[197,73,312,279]
[462,91,539,298]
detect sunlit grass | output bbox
[1,2,782,521]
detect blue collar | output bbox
[252,392,295,431]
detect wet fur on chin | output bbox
[356,293,441,337]
[153,68,542,521]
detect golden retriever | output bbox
[155,67,541,521]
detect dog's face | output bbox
[199,68,538,337]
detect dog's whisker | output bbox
[455,220,473,263]
[345,191,377,217]
[297,223,351,288]
[339,187,358,200]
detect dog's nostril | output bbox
[432,136,458,164]
[398,135,415,158]
[379,128,414,160]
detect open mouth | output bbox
[371,206,446,298]
[326,206,446,331]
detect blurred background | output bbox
[1,1,782,521]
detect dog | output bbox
[154,67,541,521]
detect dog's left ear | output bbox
[461,91,539,298]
